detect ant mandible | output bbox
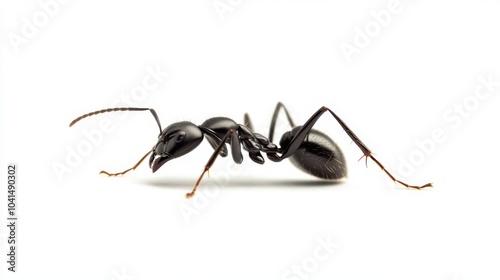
[69,102,433,198]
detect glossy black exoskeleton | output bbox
[69,103,432,198]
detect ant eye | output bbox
[175,131,186,143]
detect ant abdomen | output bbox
[280,127,347,180]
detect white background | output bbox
[1,1,500,279]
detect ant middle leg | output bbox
[245,102,296,140]
[244,113,254,131]
[268,102,297,142]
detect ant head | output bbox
[149,122,204,172]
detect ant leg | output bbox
[100,149,153,176]
[244,113,254,131]
[268,102,296,142]
[199,127,229,157]
[275,106,433,190]
[186,129,242,198]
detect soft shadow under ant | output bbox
[141,176,344,189]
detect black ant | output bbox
[69,102,432,198]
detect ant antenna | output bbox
[69,107,163,135]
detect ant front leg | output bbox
[186,129,243,198]
[100,149,153,176]
[274,106,433,190]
